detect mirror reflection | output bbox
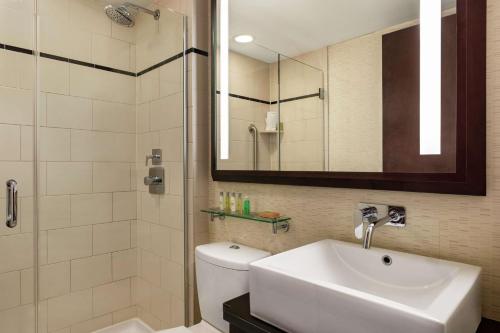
[216,0,457,173]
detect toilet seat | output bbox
[157,320,222,333]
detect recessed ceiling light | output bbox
[234,34,254,43]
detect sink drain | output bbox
[382,255,392,266]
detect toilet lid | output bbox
[195,242,271,271]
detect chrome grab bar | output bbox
[248,124,258,170]
[6,179,17,228]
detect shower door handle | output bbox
[6,179,17,228]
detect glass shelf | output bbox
[201,208,290,233]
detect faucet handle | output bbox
[145,149,162,166]
[360,206,378,223]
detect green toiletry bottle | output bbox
[243,196,251,215]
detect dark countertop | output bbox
[223,293,500,333]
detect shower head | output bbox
[104,2,160,27]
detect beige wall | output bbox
[329,33,383,172]
[209,0,500,322]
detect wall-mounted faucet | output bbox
[144,149,164,194]
[354,203,406,249]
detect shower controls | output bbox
[5,179,17,228]
[146,149,162,166]
[144,167,165,194]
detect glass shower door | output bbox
[36,1,187,332]
[0,0,37,332]
[278,55,326,171]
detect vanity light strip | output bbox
[1,41,208,78]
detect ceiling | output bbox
[229,0,456,63]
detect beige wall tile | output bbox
[20,268,33,305]
[71,193,112,226]
[113,192,137,221]
[93,100,136,133]
[161,259,183,299]
[71,314,112,333]
[0,4,34,49]
[69,65,135,104]
[159,195,183,230]
[141,250,161,287]
[0,86,33,125]
[93,279,131,316]
[92,34,132,71]
[47,226,92,263]
[39,58,69,95]
[93,221,131,255]
[46,162,92,195]
[0,124,20,160]
[40,127,71,162]
[47,289,92,332]
[0,233,33,274]
[0,271,21,310]
[150,286,170,323]
[39,195,70,230]
[93,162,131,192]
[71,254,112,291]
[39,261,70,300]
[46,94,92,130]
[112,306,137,324]
[112,248,137,280]
[150,93,183,131]
[0,304,34,333]
[141,193,160,224]
[71,130,135,162]
[150,224,171,258]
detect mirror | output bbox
[215,0,457,172]
[211,0,486,195]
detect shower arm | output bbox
[125,2,160,20]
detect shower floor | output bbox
[93,319,154,333]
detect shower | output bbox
[104,2,160,27]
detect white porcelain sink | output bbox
[249,239,481,333]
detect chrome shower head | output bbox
[104,2,160,27]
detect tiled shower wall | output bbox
[134,6,186,330]
[37,1,138,333]
[209,0,500,322]
[218,51,272,171]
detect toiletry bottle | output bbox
[225,192,230,211]
[219,192,224,211]
[243,196,251,215]
[230,192,236,213]
[237,193,243,214]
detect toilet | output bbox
[158,242,270,333]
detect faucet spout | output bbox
[356,204,406,249]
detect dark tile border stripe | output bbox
[216,91,271,105]
[2,42,208,78]
[277,92,321,104]
[217,90,321,105]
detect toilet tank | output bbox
[195,242,270,333]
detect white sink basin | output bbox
[249,239,481,333]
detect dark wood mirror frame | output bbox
[210,0,486,196]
